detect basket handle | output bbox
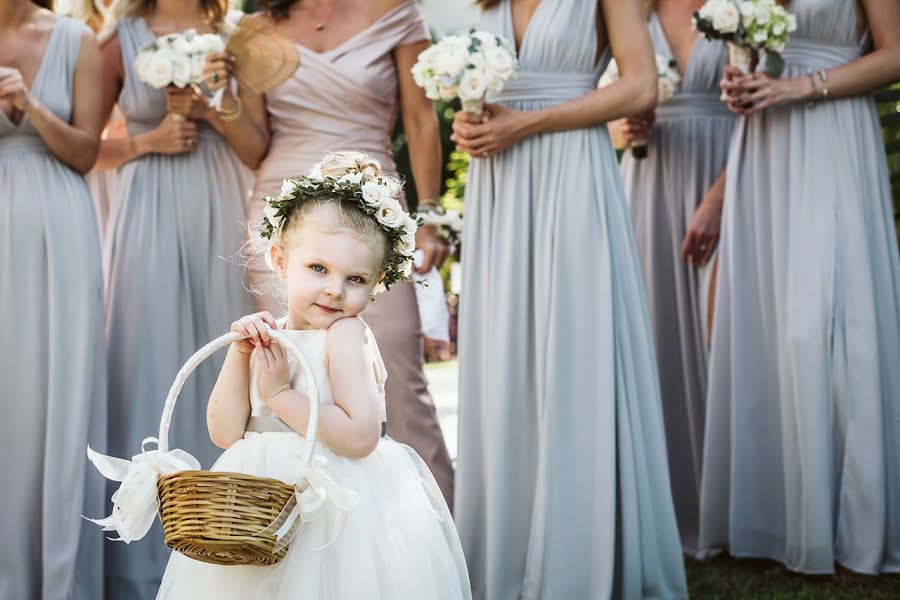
[157,325,320,468]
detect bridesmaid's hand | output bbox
[203,52,235,97]
[144,113,198,154]
[231,311,278,355]
[0,66,35,112]
[414,224,450,274]
[719,65,748,113]
[451,103,530,158]
[256,341,293,405]
[681,188,723,266]
[608,111,655,149]
[164,84,209,121]
[731,73,813,114]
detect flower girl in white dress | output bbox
[156,151,470,599]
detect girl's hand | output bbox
[731,72,811,114]
[451,103,530,158]
[257,341,293,405]
[414,224,450,273]
[203,51,234,97]
[230,311,278,355]
[0,66,35,113]
[681,187,724,266]
[143,112,198,154]
[164,84,209,121]
[719,65,749,113]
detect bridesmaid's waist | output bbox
[490,71,598,104]
[782,37,862,70]
[0,134,50,156]
[656,93,735,121]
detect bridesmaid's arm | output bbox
[1,30,102,174]
[452,0,657,157]
[726,0,900,114]
[395,40,450,272]
[396,40,442,202]
[94,35,196,170]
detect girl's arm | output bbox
[0,29,102,174]
[452,0,657,157]
[260,318,381,459]
[206,312,281,448]
[94,34,197,170]
[725,0,900,114]
[203,51,270,169]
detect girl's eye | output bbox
[310,264,326,273]
[348,275,366,284]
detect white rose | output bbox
[754,5,772,25]
[338,171,363,185]
[398,236,416,257]
[140,49,175,88]
[399,259,413,278]
[171,53,191,88]
[433,48,467,77]
[158,34,178,50]
[457,68,487,101]
[739,1,755,18]
[385,179,402,198]
[472,31,498,49]
[280,179,297,197]
[171,35,192,56]
[657,78,677,102]
[402,216,418,240]
[372,281,387,295]
[361,181,389,208]
[190,53,207,82]
[308,166,325,182]
[771,21,786,36]
[263,204,283,230]
[484,46,514,75]
[698,0,723,21]
[376,199,406,229]
[712,2,741,34]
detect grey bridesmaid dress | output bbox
[0,17,106,600]
[620,13,736,555]
[102,17,255,599]
[699,0,900,574]
[455,1,687,598]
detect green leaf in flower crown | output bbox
[764,51,785,78]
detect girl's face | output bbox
[270,204,385,330]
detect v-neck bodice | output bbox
[252,1,427,200]
[0,18,86,153]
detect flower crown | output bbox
[259,164,420,294]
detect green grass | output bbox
[686,556,900,599]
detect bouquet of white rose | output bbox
[599,54,681,159]
[692,0,797,76]
[411,30,518,116]
[134,29,226,90]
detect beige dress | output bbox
[249,1,455,508]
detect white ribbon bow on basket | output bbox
[85,437,200,543]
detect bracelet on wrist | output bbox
[217,96,243,122]
[417,200,444,215]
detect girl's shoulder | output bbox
[325,317,369,346]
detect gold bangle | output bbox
[217,96,243,122]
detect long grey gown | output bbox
[455,1,688,598]
[103,17,255,599]
[620,13,735,556]
[0,17,106,600]
[699,0,900,574]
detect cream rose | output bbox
[377,199,406,229]
[338,171,363,185]
[140,49,175,89]
[361,181,389,208]
[457,68,487,101]
[713,2,741,34]
[280,179,297,198]
[263,204,283,230]
[171,54,192,88]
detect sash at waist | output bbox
[655,93,735,120]
[490,71,598,104]
[0,134,51,155]
[245,415,388,437]
[782,37,862,69]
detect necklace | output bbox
[308,1,335,32]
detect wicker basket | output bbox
[153,328,320,566]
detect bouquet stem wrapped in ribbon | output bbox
[692,0,797,76]
[411,30,519,117]
[599,55,682,159]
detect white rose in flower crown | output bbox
[457,68,487,101]
[142,49,175,88]
[385,179,402,198]
[372,281,388,295]
[399,259,413,278]
[263,204,283,231]
[361,181,389,209]
[403,215,418,237]
[338,171,363,185]
[308,166,325,182]
[171,53,192,88]
[712,2,741,33]
[280,179,298,198]
[377,199,406,229]
[398,236,416,257]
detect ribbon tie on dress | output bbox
[256,454,359,553]
[84,437,200,543]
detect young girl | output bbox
[156,151,471,599]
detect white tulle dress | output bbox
[157,323,471,599]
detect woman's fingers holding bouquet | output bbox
[149,113,198,154]
[203,52,233,92]
[451,103,525,157]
